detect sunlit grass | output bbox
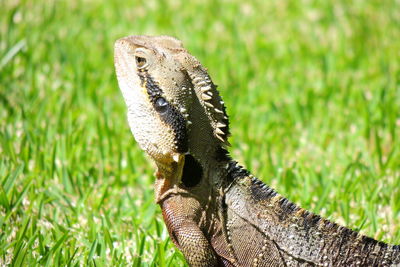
[1,0,399,265]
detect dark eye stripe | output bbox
[138,72,188,153]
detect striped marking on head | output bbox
[138,71,188,153]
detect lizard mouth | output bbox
[153,153,185,203]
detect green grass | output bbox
[1,0,399,265]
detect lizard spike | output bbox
[217,122,227,128]
[200,86,211,93]
[192,77,202,84]
[215,127,225,135]
[215,133,225,142]
[214,108,224,114]
[197,81,208,87]
[205,102,214,108]
[172,153,180,162]
[202,93,212,101]
[180,107,187,113]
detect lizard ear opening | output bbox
[181,154,202,188]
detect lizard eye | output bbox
[155,97,168,113]
[135,56,147,69]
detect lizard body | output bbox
[114,35,400,267]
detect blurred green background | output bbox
[1,0,399,266]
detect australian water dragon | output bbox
[114,35,400,267]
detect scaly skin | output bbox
[114,35,400,266]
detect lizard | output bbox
[114,35,400,267]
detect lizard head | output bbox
[114,35,230,200]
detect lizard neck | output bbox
[183,76,231,188]
[182,145,230,189]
